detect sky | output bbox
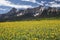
[0,0,60,14]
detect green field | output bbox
[0,18,60,40]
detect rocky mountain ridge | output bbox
[0,6,60,21]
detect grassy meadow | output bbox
[0,17,60,40]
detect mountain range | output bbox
[0,6,60,21]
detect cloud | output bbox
[0,0,33,9]
[0,0,60,9]
[50,4,60,7]
[49,1,56,4]
[48,1,60,7]
[0,8,6,11]
[55,0,60,1]
[45,4,50,6]
[21,0,46,6]
[21,0,39,5]
[41,1,46,4]
[21,0,36,3]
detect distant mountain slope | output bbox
[0,6,60,21]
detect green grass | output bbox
[0,17,60,40]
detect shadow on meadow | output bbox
[0,16,60,22]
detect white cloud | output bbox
[21,0,39,5]
[49,1,56,4]
[21,0,36,3]
[0,0,33,9]
[49,1,60,7]
[0,0,47,8]
[40,1,46,6]
[45,4,50,6]
[55,0,60,1]
[0,8,6,11]
[41,1,46,4]
[50,4,60,7]
[0,0,60,8]
[21,0,46,6]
